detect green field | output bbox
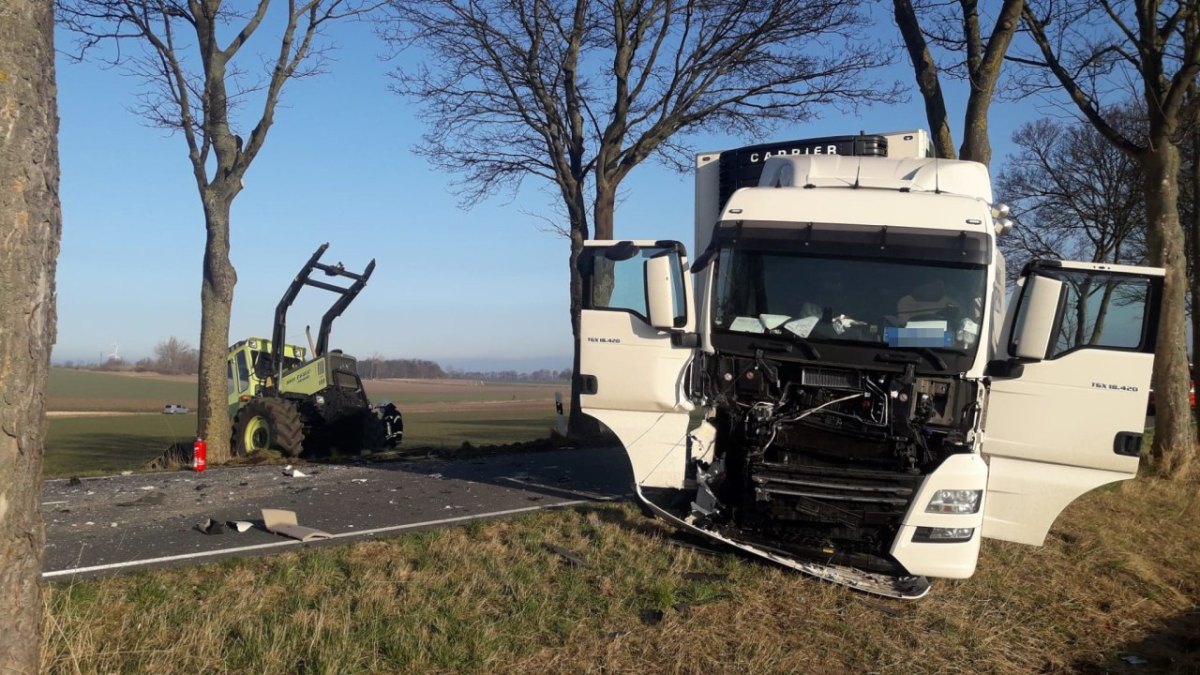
[44,414,200,477]
[48,369,198,412]
[44,368,564,477]
[46,368,564,411]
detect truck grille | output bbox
[800,367,862,390]
[750,461,920,536]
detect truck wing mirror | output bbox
[646,253,681,330]
[986,359,1024,379]
[1011,274,1063,361]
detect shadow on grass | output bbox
[1075,607,1200,674]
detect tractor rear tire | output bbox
[231,398,306,457]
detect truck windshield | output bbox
[713,247,988,354]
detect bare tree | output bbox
[0,1,61,671]
[1019,0,1200,478]
[382,0,898,434]
[154,336,201,374]
[57,0,376,462]
[892,0,1024,165]
[997,114,1147,278]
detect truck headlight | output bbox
[913,527,975,543]
[314,395,326,406]
[925,489,982,514]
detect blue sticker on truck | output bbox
[883,327,953,348]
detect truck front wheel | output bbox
[231,398,306,457]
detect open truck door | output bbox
[983,260,1163,545]
[577,241,697,489]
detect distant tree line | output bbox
[63,345,568,383]
[357,357,447,380]
[357,358,569,382]
[444,368,571,383]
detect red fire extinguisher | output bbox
[193,437,207,472]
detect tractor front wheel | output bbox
[231,398,306,457]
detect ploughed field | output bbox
[45,368,566,477]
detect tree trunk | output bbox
[1190,130,1200,438]
[0,1,61,671]
[957,0,1022,167]
[959,98,993,166]
[593,179,616,240]
[893,0,957,160]
[1143,143,1196,477]
[196,194,238,462]
[567,220,602,438]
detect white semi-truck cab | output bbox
[577,131,1162,598]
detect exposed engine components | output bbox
[692,353,981,574]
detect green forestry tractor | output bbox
[226,243,402,457]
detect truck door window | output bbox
[227,361,235,396]
[584,246,686,325]
[1049,271,1150,358]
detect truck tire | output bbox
[231,398,306,457]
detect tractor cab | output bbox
[227,337,307,408]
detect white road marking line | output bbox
[42,499,589,579]
[42,501,69,506]
[499,476,624,501]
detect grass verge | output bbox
[41,477,1200,674]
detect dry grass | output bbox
[41,475,1200,674]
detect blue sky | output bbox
[52,9,1034,371]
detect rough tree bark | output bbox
[1143,141,1195,476]
[198,192,238,455]
[1191,131,1200,434]
[892,0,1024,165]
[0,0,62,671]
[893,0,957,158]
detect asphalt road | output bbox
[42,446,632,580]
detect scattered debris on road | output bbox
[117,491,166,507]
[196,518,226,535]
[262,508,330,542]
